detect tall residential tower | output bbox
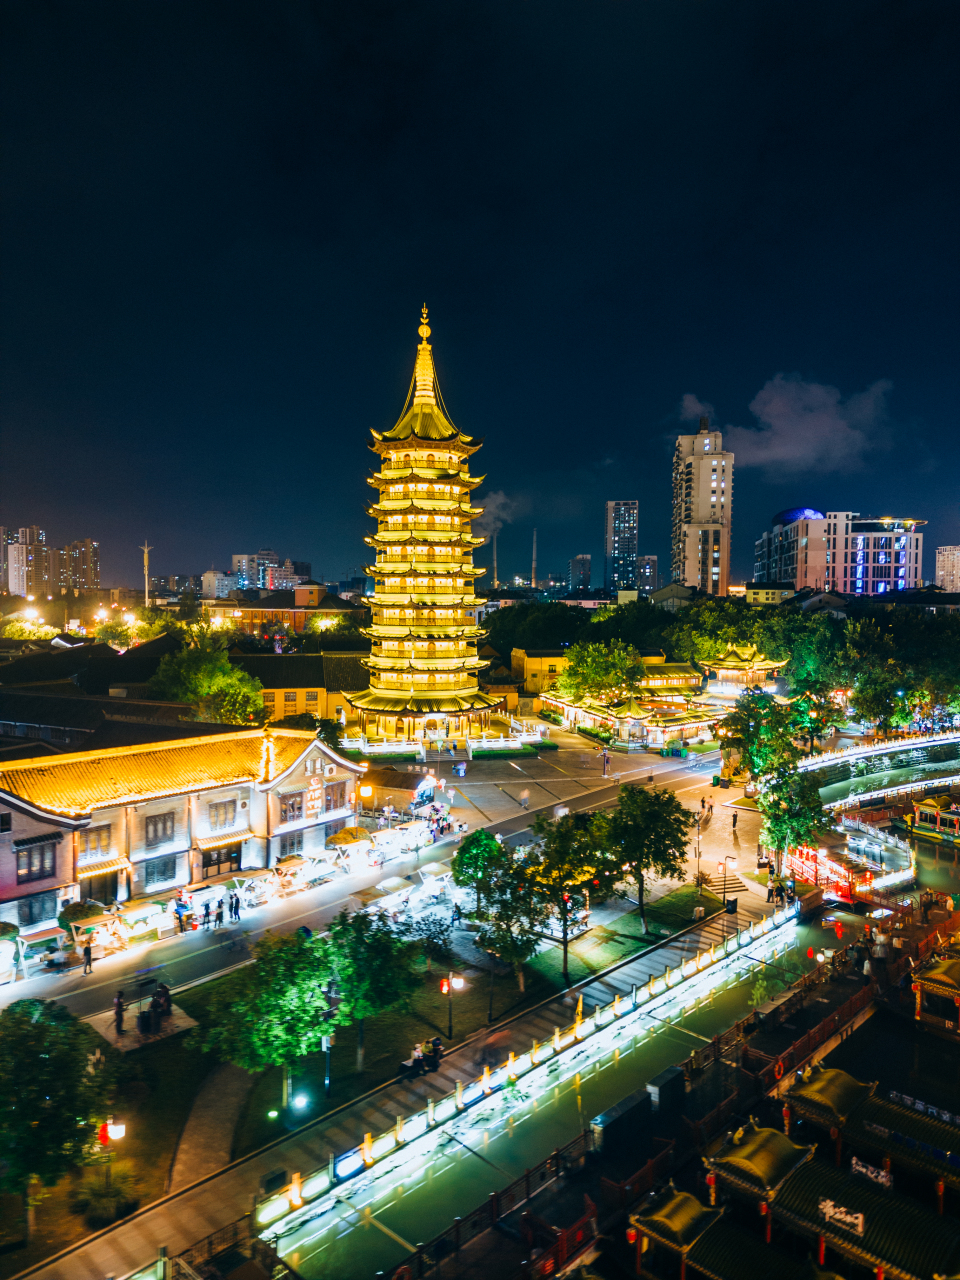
[604,500,639,590]
[671,417,733,595]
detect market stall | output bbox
[16,925,70,975]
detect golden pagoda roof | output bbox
[347,689,504,715]
[711,643,782,671]
[0,729,344,819]
[372,308,481,448]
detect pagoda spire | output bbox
[413,305,437,406]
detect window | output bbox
[78,825,111,862]
[306,691,318,704]
[325,782,347,812]
[281,793,303,823]
[284,692,297,707]
[145,811,175,848]
[18,889,58,927]
[208,800,236,830]
[0,813,9,833]
[280,831,303,857]
[262,692,275,704]
[17,842,57,883]
[144,854,177,887]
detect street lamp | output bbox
[718,855,737,907]
[98,1116,126,1189]
[359,784,372,816]
[441,972,464,1039]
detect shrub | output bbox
[71,1164,139,1228]
[576,723,612,743]
[0,921,18,940]
[57,901,104,933]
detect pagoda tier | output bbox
[345,308,503,739]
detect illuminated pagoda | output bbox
[346,309,504,743]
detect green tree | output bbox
[0,1000,114,1237]
[328,910,422,1072]
[410,915,453,973]
[484,601,592,658]
[525,811,621,985]
[193,931,336,1106]
[2,619,59,640]
[148,630,269,726]
[757,764,832,875]
[475,858,550,992]
[555,639,647,703]
[593,784,693,932]
[452,827,503,914]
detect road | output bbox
[1,741,724,1020]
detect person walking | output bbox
[175,900,186,933]
[202,900,211,930]
[82,942,93,974]
[700,797,706,810]
[113,990,126,1036]
[732,811,738,830]
[232,892,241,922]
[214,900,224,929]
[451,902,462,927]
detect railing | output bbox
[797,728,960,773]
[171,1216,302,1280]
[600,1139,675,1210]
[684,1090,741,1149]
[518,1195,598,1279]
[375,1131,596,1280]
[842,813,912,853]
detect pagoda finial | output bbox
[413,304,437,405]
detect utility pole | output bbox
[140,542,153,608]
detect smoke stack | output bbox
[531,528,538,589]
[492,531,499,588]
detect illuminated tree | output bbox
[593,784,693,932]
[555,639,647,703]
[149,631,269,725]
[452,827,504,914]
[195,930,336,1105]
[475,858,550,992]
[524,811,621,985]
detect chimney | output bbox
[531,528,538,589]
[699,416,709,432]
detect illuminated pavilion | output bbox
[346,309,504,743]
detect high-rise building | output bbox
[936,546,960,594]
[232,549,280,589]
[755,510,924,595]
[345,308,501,741]
[637,554,657,595]
[201,570,238,599]
[671,417,734,595]
[65,538,100,590]
[568,555,591,590]
[604,500,639,590]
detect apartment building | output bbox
[754,509,924,595]
[568,555,591,590]
[671,418,733,596]
[6,529,99,596]
[604,500,639,590]
[638,554,658,595]
[936,547,960,594]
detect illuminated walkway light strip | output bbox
[256,904,800,1237]
[826,771,960,812]
[797,729,960,774]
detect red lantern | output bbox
[440,978,450,995]
[626,1227,638,1244]
[97,1122,109,1147]
[807,947,814,959]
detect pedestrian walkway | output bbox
[18,892,772,1280]
[168,1063,257,1192]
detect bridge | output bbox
[796,729,960,774]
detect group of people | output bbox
[198,892,243,930]
[113,981,171,1036]
[765,878,796,907]
[410,1035,444,1074]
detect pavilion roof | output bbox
[787,1066,876,1127]
[706,1122,814,1198]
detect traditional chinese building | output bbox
[346,310,503,743]
[708,643,783,686]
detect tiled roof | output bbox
[0,729,316,818]
[0,689,194,733]
[230,653,370,693]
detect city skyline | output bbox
[2,3,957,590]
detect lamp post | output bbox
[359,784,372,817]
[98,1116,126,1189]
[695,816,702,896]
[441,972,464,1039]
[718,855,736,907]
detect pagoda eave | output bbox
[346,690,505,715]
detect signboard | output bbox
[851,1155,892,1189]
[818,1197,865,1236]
[305,778,326,819]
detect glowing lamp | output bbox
[24,608,38,620]
[359,786,373,798]
[451,976,465,990]
[268,1110,279,1119]
[107,1122,125,1141]
[440,978,450,994]
[293,1094,308,1109]
[816,952,825,963]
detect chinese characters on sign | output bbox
[818,1198,865,1236]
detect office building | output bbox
[638,554,657,595]
[671,417,733,595]
[604,500,639,590]
[201,570,238,599]
[568,555,591,590]
[754,509,924,595]
[936,547,960,594]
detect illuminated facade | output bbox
[347,310,503,741]
[671,417,733,595]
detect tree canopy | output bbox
[452,827,504,913]
[148,627,268,725]
[593,784,693,930]
[0,1000,114,1207]
[555,639,647,703]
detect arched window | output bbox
[403,453,411,466]
[427,453,436,465]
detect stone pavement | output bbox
[168,1063,257,1192]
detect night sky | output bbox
[2,2,957,589]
